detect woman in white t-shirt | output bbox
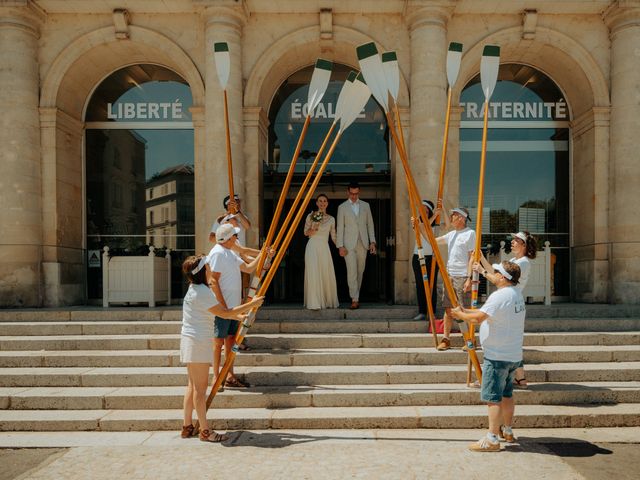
[180,254,263,443]
[474,231,537,388]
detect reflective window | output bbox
[85,65,194,299]
[459,64,570,296]
[267,64,389,174]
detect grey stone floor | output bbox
[2,428,639,480]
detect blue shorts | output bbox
[480,358,519,403]
[214,316,239,339]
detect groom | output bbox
[337,181,376,309]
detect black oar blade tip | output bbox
[483,45,500,57]
[449,42,463,52]
[381,51,397,62]
[356,42,378,60]
[214,42,229,52]
[315,58,333,71]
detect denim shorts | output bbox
[214,316,239,339]
[480,358,519,403]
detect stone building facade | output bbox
[0,0,638,306]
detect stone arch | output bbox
[41,25,205,117]
[244,25,410,111]
[453,26,609,116]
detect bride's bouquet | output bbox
[310,210,324,229]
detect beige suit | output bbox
[336,200,376,301]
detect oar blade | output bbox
[307,58,333,113]
[339,72,372,133]
[213,42,231,90]
[381,51,400,102]
[446,42,463,88]
[480,45,500,100]
[334,70,357,122]
[356,42,389,113]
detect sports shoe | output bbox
[436,337,450,351]
[413,313,426,321]
[468,435,500,452]
[500,425,516,442]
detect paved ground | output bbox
[1,428,639,479]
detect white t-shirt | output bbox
[413,228,433,256]
[207,244,244,308]
[181,283,218,339]
[442,227,476,276]
[479,286,526,362]
[211,220,247,246]
[510,256,531,292]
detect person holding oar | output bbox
[450,260,525,452]
[410,200,439,320]
[432,207,476,351]
[473,231,537,388]
[179,254,264,443]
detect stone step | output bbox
[2,304,640,323]
[3,317,640,336]
[1,403,639,431]
[0,319,429,336]
[2,362,639,387]
[2,382,639,410]
[1,332,639,352]
[1,345,639,368]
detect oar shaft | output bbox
[385,112,482,382]
[256,115,312,275]
[223,90,235,208]
[206,131,342,411]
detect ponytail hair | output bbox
[523,231,537,259]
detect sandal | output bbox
[514,377,528,389]
[238,342,251,351]
[199,429,229,443]
[225,375,250,388]
[181,424,199,438]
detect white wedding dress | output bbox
[304,213,339,310]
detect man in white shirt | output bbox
[336,181,376,309]
[451,261,525,452]
[434,207,476,351]
[207,224,269,388]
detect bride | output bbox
[303,194,339,310]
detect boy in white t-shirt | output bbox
[434,207,476,351]
[451,261,525,452]
[207,223,272,389]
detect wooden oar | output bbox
[466,45,501,385]
[246,59,333,299]
[213,42,236,210]
[381,51,438,347]
[204,73,371,412]
[428,42,463,296]
[358,42,482,382]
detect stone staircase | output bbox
[1,305,640,431]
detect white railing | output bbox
[102,246,171,307]
[487,240,552,305]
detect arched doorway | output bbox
[459,63,571,298]
[263,63,393,304]
[84,64,195,300]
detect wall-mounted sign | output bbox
[88,250,101,268]
[107,101,184,120]
[460,99,568,121]
[290,99,366,120]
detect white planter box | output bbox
[102,246,171,307]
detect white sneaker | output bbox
[413,313,426,320]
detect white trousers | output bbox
[345,240,367,301]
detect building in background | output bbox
[0,0,637,306]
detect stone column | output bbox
[202,6,246,241]
[400,3,452,305]
[0,1,44,306]
[605,1,640,303]
[405,4,452,200]
[243,106,269,248]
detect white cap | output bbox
[511,232,527,243]
[492,263,513,280]
[216,224,241,243]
